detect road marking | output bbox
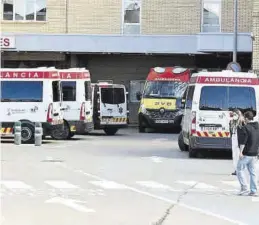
[150,156,163,163]
[44,181,79,189]
[221,180,239,188]
[57,164,248,225]
[175,180,217,190]
[136,181,176,190]
[252,197,259,202]
[45,197,95,213]
[152,138,168,143]
[89,180,127,189]
[0,180,33,189]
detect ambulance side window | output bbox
[186,86,195,109]
[61,81,76,101]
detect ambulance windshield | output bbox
[199,86,256,113]
[143,81,187,99]
[101,87,125,104]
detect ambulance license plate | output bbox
[202,127,219,131]
[155,120,169,124]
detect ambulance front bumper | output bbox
[189,136,232,151]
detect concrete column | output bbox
[252,1,259,72]
[70,54,78,68]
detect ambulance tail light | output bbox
[80,102,86,121]
[47,103,53,123]
[191,111,197,135]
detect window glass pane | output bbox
[228,87,256,112]
[202,2,221,32]
[1,81,43,102]
[36,0,46,21]
[143,81,188,99]
[123,24,140,34]
[124,0,140,23]
[3,0,14,20]
[53,81,61,102]
[202,25,220,32]
[26,0,35,20]
[101,88,125,104]
[15,0,25,20]
[61,81,76,101]
[199,86,256,113]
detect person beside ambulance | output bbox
[229,109,245,176]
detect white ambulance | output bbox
[179,70,259,158]
[91,81,129,135]
[0,67,64,143]
[51,68,93,140]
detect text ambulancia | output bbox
[51,68,93,140]
[178,70,259,158]
[91,81,129,135]
[0,68,64,143]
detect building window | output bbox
[2,0,47,21]
[123,0,141,35]
[129,80,145,103]
[202,0,221,32]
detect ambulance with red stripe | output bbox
[0,68,64,143]
[51,68,93,139]
[179,70,259,158]
[136,67,191,132]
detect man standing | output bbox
[237,111,259,196]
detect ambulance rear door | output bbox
[99,85,127,122]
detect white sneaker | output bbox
[238,189,249,196]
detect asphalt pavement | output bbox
[1,128,258,225]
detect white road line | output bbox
[44,181,79,189]
[252,197,259,202]
[175,181,217,190]
[0,180,33,189]
[150,156,163,163]
[221,180,239,188]
[45,197,95,213]
[136,181,179,191]
[57,163,248,225]
[88,180,127,189]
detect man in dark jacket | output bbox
[237,111,259,196]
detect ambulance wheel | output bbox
[51,121,70,140]
[104,128,118,135]
[69,132,75,138]
[138,124,145,133]
[178,132,187,151]
[21,122,35,144]
[188,146,197,158]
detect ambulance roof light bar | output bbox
[153,67,166,73]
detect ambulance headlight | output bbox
[140,104,148,114]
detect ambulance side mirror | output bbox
[136,91,142,101]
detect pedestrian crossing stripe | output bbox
[0,179,252,194]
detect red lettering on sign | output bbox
[60,72,90,79]
[0,71,59,79]
[190,76,259,85]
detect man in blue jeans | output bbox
[237,111,259,196]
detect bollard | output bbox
[14,121,22,145]
[34,122,43,146]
